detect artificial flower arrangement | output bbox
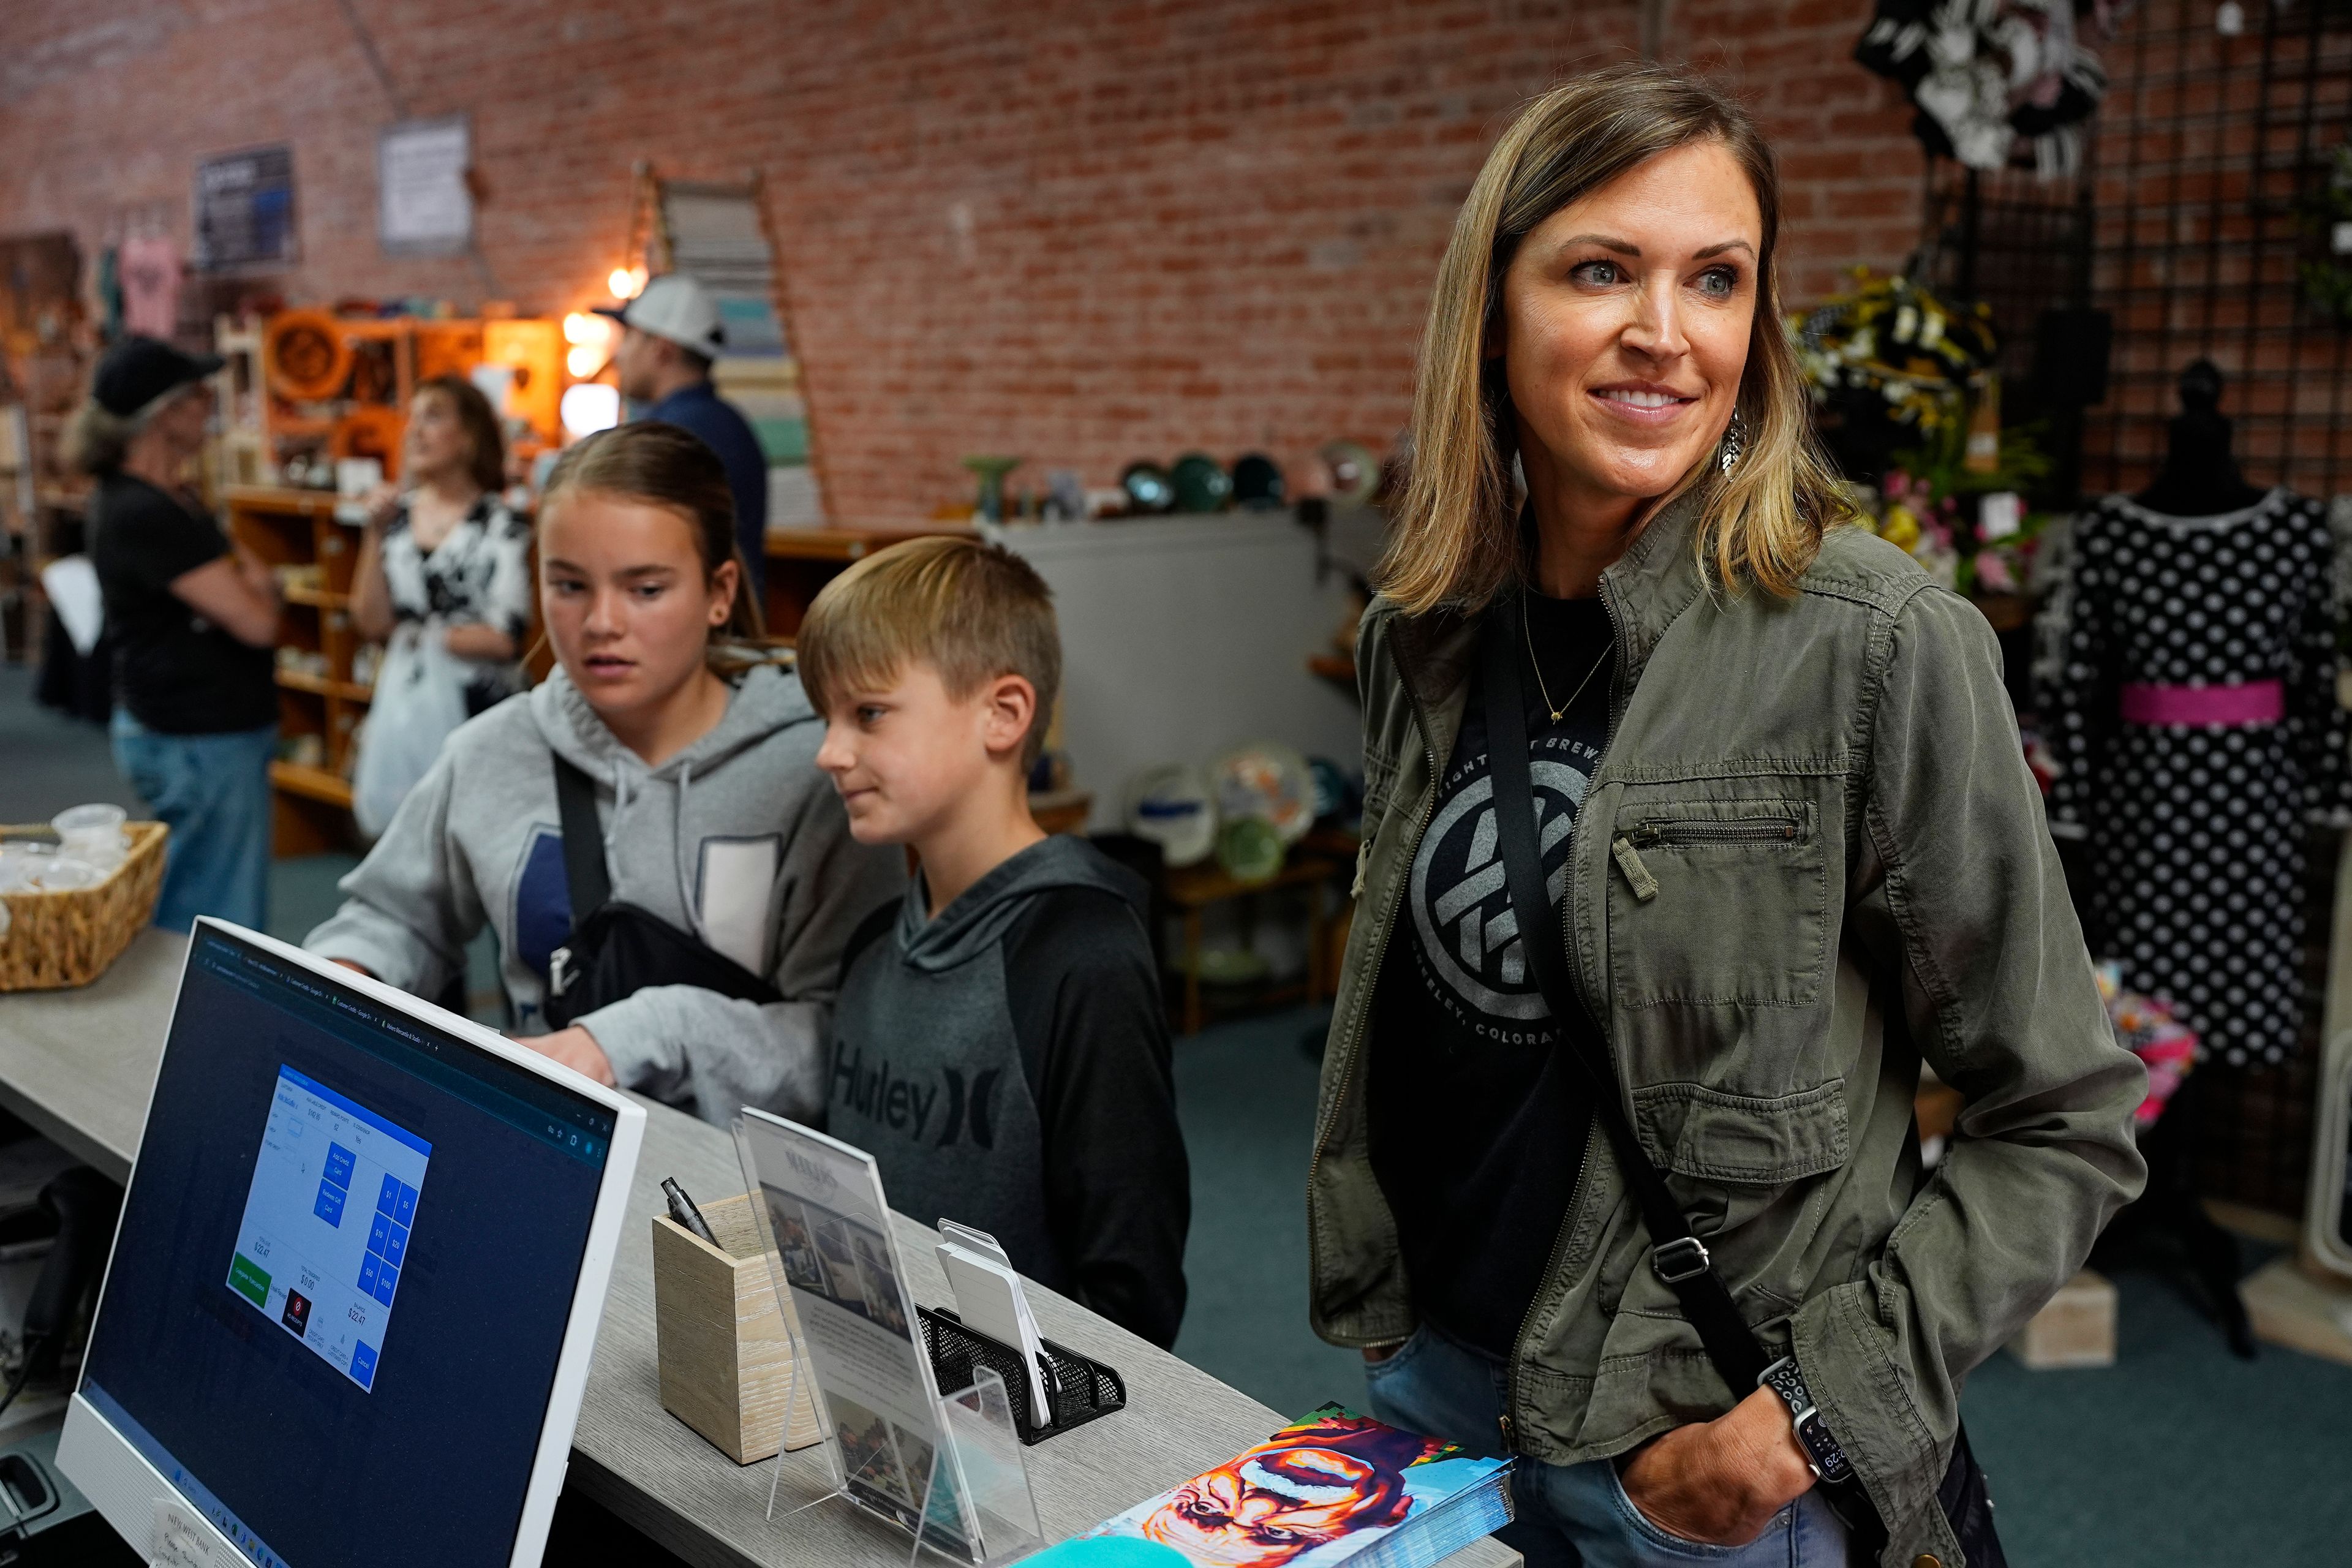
[1838,423,2053,597]
[1796,268,2064,597]
[2093,960,2198,1131]
[1790,268,2002,441]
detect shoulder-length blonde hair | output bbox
[1382,63,1849,614]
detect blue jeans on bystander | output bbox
[1365,1323,1849,1568]
[110,712,276,934]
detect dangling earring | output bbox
[1719,408,1747,476]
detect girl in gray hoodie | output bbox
[307,424,903,1126]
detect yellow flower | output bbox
[1881,505,1921,552]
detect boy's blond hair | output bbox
[796,535,1060,769]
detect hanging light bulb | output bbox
[608,265,647,300]
[560,383,622,439]
[567,344,605,379]
[562,312,600,345]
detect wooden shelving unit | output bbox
[761,524,974,637]
[268,761,353,809]
[225,485,370,855]
[213,306,565,850]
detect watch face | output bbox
[1796,1415,1852,1483]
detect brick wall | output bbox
[0,0,1922,523]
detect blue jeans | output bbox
[1365,1324,1849,1568]
[110,712,276,935]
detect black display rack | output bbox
[918,1305,1126,1447]
[1914,0,2352,1222]
[2087,0,2352,500]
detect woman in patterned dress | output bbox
[348,375,535,834]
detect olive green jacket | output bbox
[1308,496,2147,1568]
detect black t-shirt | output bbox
[90,472,276,734]
[1368,591,1611,1359]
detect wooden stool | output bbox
[1162,854,1341,1036]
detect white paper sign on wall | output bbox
[379,117,472,257]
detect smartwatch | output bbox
[1757,1355,1854,1485]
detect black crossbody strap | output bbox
[551,755,614,925]
[1480,609,1771,1398]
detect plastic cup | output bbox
[52,804,127,869]
[30,858,100,892]
[51,804,126,837]
[0,847,50,892]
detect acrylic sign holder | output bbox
[732,1119,1044,1566]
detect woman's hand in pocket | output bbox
[1616,1385,1815,1546]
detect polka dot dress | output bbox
[2044,488,2351,1067]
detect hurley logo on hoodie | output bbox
[823,834,1141,1292]
[830,1044,1001,1150]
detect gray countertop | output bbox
[0,929,1514,1566]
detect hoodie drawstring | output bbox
[675,761,710,944]
[605,767,631,861]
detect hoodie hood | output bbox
[530,660,813,782]
[898,834,1146,974]
[526,660,823,948]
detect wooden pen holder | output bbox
[652,1193,823,1463]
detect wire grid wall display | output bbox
[2086,0,2352,496]
[2069,0,2352,1216]
[1917,160,2099,501]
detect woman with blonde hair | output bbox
[1308,64,2144,1567]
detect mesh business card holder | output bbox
[918,1305,1126,1446]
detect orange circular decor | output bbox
[330,405,405,480]
[264,311,352,401]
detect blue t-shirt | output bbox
[638,382,769,598]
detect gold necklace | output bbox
[1522,592,1610,724]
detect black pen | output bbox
[662,1178,719,1245]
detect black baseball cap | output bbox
[92,336,224,418]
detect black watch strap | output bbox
[1758,1355,1854,1485]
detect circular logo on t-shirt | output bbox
[1408,753,1589,1021]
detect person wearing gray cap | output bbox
[598,274,771,602]
[66,335,282,932]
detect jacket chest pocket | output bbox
[1604,796,1828,1008]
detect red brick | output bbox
[0,0,1928,517]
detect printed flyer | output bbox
[737,1110,967,1550]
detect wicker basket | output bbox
[0,821,170,992]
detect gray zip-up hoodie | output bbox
[305,663,905,1126]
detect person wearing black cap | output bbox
[599,274,771,601]
[68,335,282,932]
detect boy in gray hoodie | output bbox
[307,423,903,1127]
[799,537,1189,1349]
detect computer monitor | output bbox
[58,919,644,1568]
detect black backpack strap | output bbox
[551,755,613,926]
[1480,606,1771,1398]
[837,898,901,989]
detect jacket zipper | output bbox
[1612,816,1801,900]
[1303,632,1443,1343]
[1629,817,1799,846]
[1501,576,1634,1456]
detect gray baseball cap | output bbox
[594,274,726,356]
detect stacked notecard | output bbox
[1028,1403,1513,1567]
[935,1221,1052,1418]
